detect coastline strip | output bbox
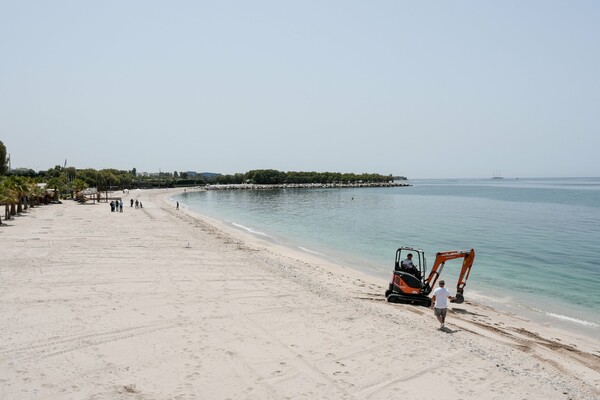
[1,188,598,399]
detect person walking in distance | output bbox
[430,280,455,329]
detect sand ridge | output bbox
[1,188,598,399]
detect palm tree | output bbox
[27,181,43,208]
[0,179,7,225]
[10,176,30,213]
[70,178,88,200]
[46,177,66,201]
[0,178,18,224]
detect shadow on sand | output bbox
[451,307,487,317]
[440,326,459,334]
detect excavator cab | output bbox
[394,247,426,279]
[385,247,475,308]
[386,247,432,307]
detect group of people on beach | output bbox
[109,200,123,213]
[109,198,143,212]
[130,198,143,209]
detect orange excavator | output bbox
[384,247,475,307]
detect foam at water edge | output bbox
[229,221,271,238]
[298,246,325,256]
[544,311,599,327]
[525,305,600,328]
[465,291,600,328]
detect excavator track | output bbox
[386,293,432,307]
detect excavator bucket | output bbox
[450,293,464,304]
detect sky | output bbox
[1,1,599,179]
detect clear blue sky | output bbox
[1,1,599,178]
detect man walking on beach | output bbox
[431,280,454,329]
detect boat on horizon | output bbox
[492,170,504,179]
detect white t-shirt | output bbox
[401,258,414,269]
[432,286,451,308]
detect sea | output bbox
[174,177,600,338]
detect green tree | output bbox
[46,176,66,200]
[7,168,36,177]
[1,176,19,217]
[0,140,7,175]
[7,176,30,213]
[46,165,64,179]
[246,169,284,184]
[70,178,88,194]
[0,177,17,224]
[28,181,44,207]
[78,169,100,188]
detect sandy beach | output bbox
[1,188,598,400]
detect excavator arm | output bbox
[424,249,475,303]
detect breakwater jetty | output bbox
[204,182,410,190]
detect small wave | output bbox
[544,312,600,328]
[230,222,271,238]
[298,246,325,256]
[525,305,599,327]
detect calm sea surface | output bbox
[175,177,600,337]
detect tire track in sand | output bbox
[1,318,186,362]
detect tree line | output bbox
[0,140,399,223]
[3,165,394,190]
[212,169,394,185]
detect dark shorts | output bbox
[434,308,447,318]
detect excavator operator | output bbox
[401,253,421,279]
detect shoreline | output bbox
[166,190,600,383]
[173,189,600,341]
[2,187,598,399]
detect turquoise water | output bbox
[175,178,600,337]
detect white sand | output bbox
[1,188,598,400]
